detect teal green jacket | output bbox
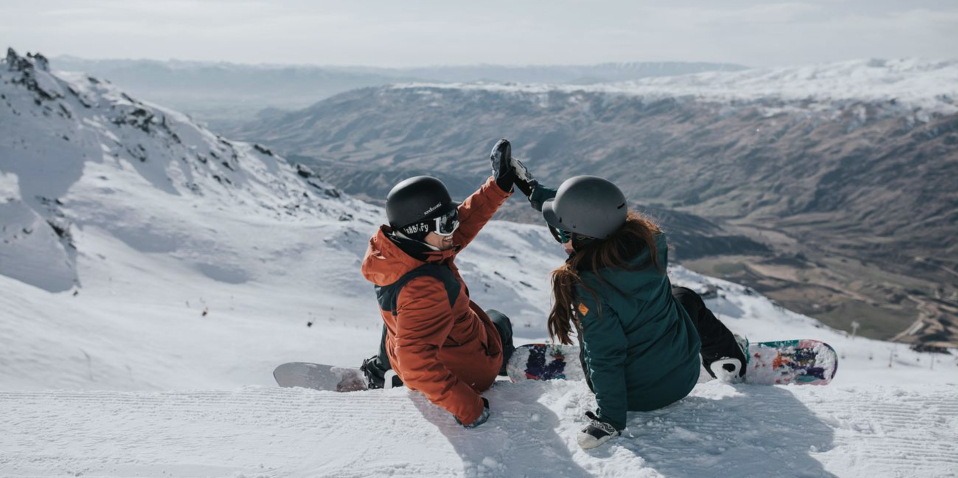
[530,185,701,430]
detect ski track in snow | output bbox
[2,383,956,478]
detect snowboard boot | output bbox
[707,334,749,382]
[577,411,621,449]
[360,355,403,389]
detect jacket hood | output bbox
[361,226,459,286]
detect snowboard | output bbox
[273,362,368,392]
[506,339,838,386]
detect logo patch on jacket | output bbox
[577,302,590,316]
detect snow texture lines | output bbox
[805,386,958,477]
[607,382,838,478]
[3,383,955,478]
[0,386,591,478]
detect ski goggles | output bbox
[400,209,459,237]
[548,224,571,244]
[432,209,460,237]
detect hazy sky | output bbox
[2,0,956,68]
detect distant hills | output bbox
[51,56,744,127]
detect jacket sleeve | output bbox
[393,277,485,425]
[576,285,629,431]
[528,184,557,212]
[452,176,511,250]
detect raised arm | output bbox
[510,155,556,212]
[528,184,557,212]
[451,176,511,249]
[449,139,519,248]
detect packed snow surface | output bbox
[2,51,957,477]
[3,383,956,478]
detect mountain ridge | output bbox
[50,56,747,126]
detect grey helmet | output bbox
[542,176,628,239]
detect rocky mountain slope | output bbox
[231,59,958,345]
[0,48,368,293]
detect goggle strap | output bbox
[548,225,571,243]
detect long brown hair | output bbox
[547,211,663,344]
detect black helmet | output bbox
[542,176,627,239]
[386,176,459,229]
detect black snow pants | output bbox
[361,309,516,389]
[671,286,746,378]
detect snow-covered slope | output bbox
[1,50,956,477]
[2,263,956,478]
[0,47,374,291]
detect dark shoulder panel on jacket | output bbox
[375,264,461,315]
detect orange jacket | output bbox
[361,177,511,424]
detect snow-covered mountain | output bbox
[0,48,563,390]
[0,48,376,290]
[1,50,956,477]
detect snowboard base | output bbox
[745,340,838,385]
[273,362,367,392]
[507,339,838,386]
[506,343,584,382]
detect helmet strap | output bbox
[391,230,441,251]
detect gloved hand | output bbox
[457,397,491,429]
[490,139,516,192]
[577,411,621,449]
[511,156,538,199]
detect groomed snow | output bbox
[2,382,956,477]
[2,52,957,478]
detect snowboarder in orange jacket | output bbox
[360,140,518,427]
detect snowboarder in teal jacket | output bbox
[510,162,748,450]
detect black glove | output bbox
[457,397,491,428]
[577,410,621,449]
[490,139,516,192]
[511,157,538,198]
